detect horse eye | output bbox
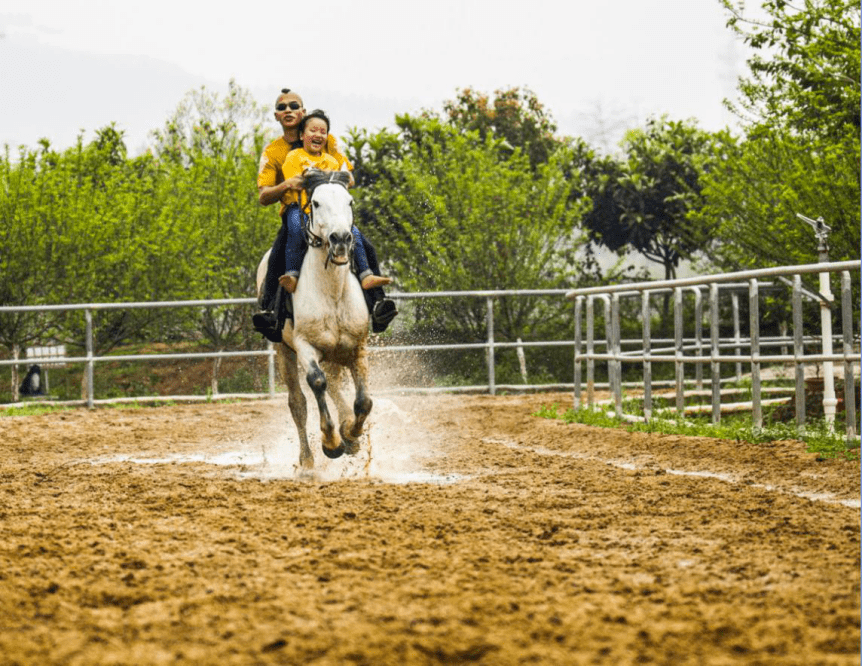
[312,200,320,208]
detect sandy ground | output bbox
[0,392,859,665]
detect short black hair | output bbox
[299,109,330,134]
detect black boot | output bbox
[252,311,281,342]
[371,298,398,333]
[253,286,289,343]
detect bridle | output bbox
[301,168,354,269]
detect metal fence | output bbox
[0,290,575,407]
[566,260,860,440]
[1,261,859,442]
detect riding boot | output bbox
[371,297,398,333]
[253,284,292,343]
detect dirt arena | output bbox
[1,392,859,665]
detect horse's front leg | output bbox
[295,340,344,459]
[347,344,373,441]
[325,367,361,456]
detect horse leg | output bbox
[277,344,313,470]
[347,345,373,441]
[294,340,343,459]
[325,366,361,456]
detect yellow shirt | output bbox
[280,148,341,208]
[257,134,353,213]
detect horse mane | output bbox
[303,168,351,200]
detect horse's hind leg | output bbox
[277,344,313,470]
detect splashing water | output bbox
[89,395,463,486]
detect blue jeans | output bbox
[283,204,372,280]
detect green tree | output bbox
[0,127,192,396]
[579,117,725,281]
[695,127,859,267]
[348,116,588,343]
[721,0,860,140]
[442,87,563,169]
[700,0,860,270]
[151,81,274,392]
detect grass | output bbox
[0,398,256,418]
[534,403,860,460]
[0,404,74,417]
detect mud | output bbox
[0,393,859,665]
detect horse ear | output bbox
[329,171,351,188]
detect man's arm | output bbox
[258,176,303,206]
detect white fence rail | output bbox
[566,260,860,441]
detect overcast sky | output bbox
[0,0,750,156]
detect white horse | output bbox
[256,169,372,468]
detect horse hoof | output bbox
[340,424,361,455]
[342,437,360,456]
[322,443,345,459]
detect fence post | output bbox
[692,287,704,391]
[732,293,742,382]
[611,293,622,417]
[709,283,721,424]
[85,308,95,409]
[600,296,613,411]
[573,297,583,410]
[486,297,496,396]
[642,290,652,422]
[818,268,837,432]
[841,271,857,442]
[674,287,684,417]
[749,279,762,431]
[792,276,806,430]
[586,297,595,408]
[799,214,837,430]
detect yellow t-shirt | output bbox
[280,148,341,208]
[257,134,353,213]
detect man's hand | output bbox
[258,177,303,206]
[283,175,304,191]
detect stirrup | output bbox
[252,311,282,343]
[371,299,398,333]
[252,311,276,329]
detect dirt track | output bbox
[0,393,859,665]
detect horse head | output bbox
[302,168,354,268]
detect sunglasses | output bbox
[276,101,302,112]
